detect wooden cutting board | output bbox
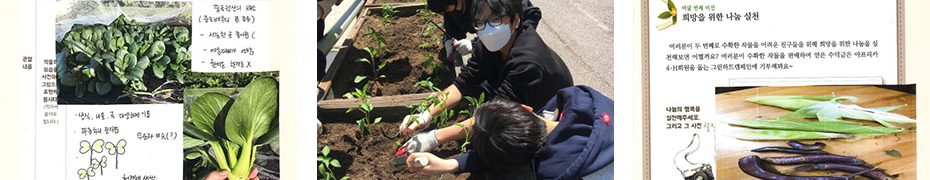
[715,86,917,180]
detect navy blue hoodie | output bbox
[454,85,614,179]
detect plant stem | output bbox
[230,141,254,180]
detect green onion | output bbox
[727,119,905,134]
[728,129,853,140]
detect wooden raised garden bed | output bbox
[317,3,456,113]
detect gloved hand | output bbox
[403,130,439,153]
[399,111,432,136]
[315,118,323,137]
[452,39,473,55]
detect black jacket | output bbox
[453,24,573,110]
[444,0,542,40]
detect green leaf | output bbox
[658,12,671,19]
[884,149,902,157]
[322,146,331,157]
[667,0,676,11]
[95,80,111,95]
[255,126,279,146]
[356,58,371,64]
[183,122,217,141]
[129,55,148,81]
[868,104,907,112]
[354,76,367,83]
[331,159,342,168]
[318,164,326,175]
[191,93,233,137]
[373,117,382,124]
[147,40,166,57]
[225,78,279,146]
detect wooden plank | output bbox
[318,12,370,102]
[318,92,432,110]
[715,86,917,180]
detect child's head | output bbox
[472,98,547,172]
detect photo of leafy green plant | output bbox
[56,0,192,104]
[183,76,280,180]
[715,85,917,179]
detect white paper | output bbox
[647,0,898,179]
[192,0,271,72]
[64,105,183,180]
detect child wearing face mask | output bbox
[426,0,541,66]
[398,0,573,138]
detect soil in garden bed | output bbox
[331,11,457,98]
[318,112,480,180]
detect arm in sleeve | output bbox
[444,15,468,40]
[454,150,493,173]
[452,54,485,97]
[491,62,544,105]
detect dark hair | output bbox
[472,0,523,23]
[427,0,456,14]
[472,98,547,173]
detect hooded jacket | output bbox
[455,85,614,180]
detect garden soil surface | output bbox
[319,112,480,180]
[331,11,456,98]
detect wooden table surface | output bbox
[715,86,917,180]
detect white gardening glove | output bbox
[403,130,439,153]
[315,118,323,137]
[452,39,473,55]
[444,39,456,62]
[400,111,432,136]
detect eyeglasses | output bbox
[473,15,505,31]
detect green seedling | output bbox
[357,26,388,83]
[455,122,471,154]
[381,3,399,21]
[345,83,382,134]
[184,78,279,180]
[318,146,349,180]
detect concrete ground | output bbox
[321,0,614,98]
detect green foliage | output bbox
[318,146,349,180]
[412,78,455,128]
[184,78,279,180]
[461,93,486,117]
[381,3,399,21]
[57,14,192,100]
[357,26,388,82]
[345,83,381,135]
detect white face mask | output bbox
[477,23,512,52]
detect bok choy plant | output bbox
[183,77,279,180]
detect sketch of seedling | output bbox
[77,166,96,180]
[80,139,106,166]
[105,139,127,169]
[91,156,108,175]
